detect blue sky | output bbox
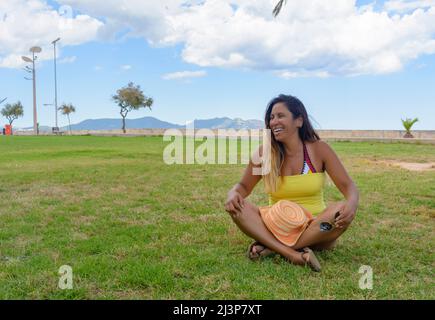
[0,0,434,130]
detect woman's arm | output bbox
[318,141,359,228]
[225,147,263,214]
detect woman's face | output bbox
[269,102,302,141]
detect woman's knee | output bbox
[325,202,354,230]
[230,200,260,223]
[316,201,345,222]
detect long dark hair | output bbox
[263,94,320,192]
[265,94,320,142]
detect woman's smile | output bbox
[272,126,285,137]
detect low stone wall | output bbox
[13,128,435,142]
[85,129,435,145]
[317,130,435,139]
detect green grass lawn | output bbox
[0,135,434,299]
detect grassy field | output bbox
[0,135,434,299]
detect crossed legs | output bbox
[230,200,350,264]
[230,201,305,265]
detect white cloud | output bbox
[0,0,103,68]
[276,70,331,79]
[9,0,435,77]
[163,0,435,76]
[162,70,207,80]
[384,0,435,12]
[121,65,132,70]
[59,56,77,64]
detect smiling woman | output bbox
[224,94,360,272]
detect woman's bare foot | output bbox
[247,242,276,260]
[299,247,321,272]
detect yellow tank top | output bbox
[268,172,326,215]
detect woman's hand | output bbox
[225,191,245,217]
[334,200,358,229]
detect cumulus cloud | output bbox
[54,0,435,77]
[0,0,103,68]
[162,70,207,80]
[4,0,435,77]
[384,0,435,12]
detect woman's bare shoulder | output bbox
[309,140,332,153]
[307,140,335,168]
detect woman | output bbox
[224,95,359,272]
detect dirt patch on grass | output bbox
[374,160,435,171]
[409,206,435,219]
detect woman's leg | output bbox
[292,201,350,250]
[230,200,305,265]
[249,202,349,254]
[310,240,337,251]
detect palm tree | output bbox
[273,0,287,17]
[401,118,419,138]
[59,103,76,134]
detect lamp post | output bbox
[52,37,60,132]
[22,46,42,135]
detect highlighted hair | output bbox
[263,95,320,193]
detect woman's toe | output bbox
[260,248,273,257]
[249,245,259,259]
[255,244,265,253]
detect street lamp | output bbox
[52,37,61,131]
[22,46,42,135]
[44,103,60,134]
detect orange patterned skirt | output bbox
[259,200,314,247]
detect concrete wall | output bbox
[317,130,435,139]
[14,128,435,140]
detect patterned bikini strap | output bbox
[303,142,317,173]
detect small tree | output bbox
[401,118,419,138]
[1,101,24,134]
[59,103,76,135]
[112,82,153,133]
[273,0,287,17]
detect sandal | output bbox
[247,241,275,261]
[301,247,322,272]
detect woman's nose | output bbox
[270,118,278,127]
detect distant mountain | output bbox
[66,117,182,131]
[193,117,263,129]
[20,116,264,131]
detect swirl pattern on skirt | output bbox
[259,200,314,246]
